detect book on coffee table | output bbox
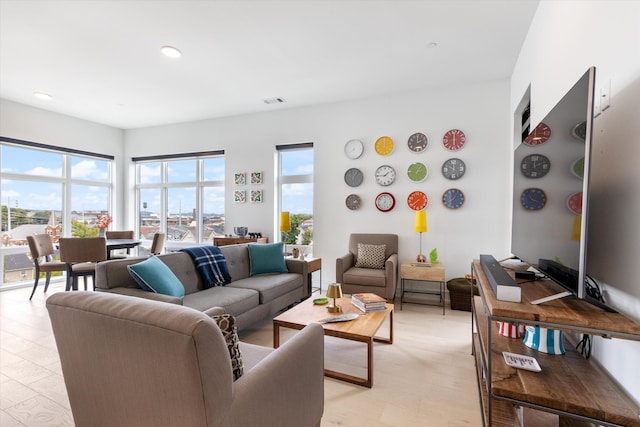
[351,293,387,312]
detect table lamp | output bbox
[279,211,291,233]
[415,210,428,263]
[326,283,343,313]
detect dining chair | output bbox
[59,237,107,291]
[26,234,66,300]
[105,230,135,258]
[149,232,166,255]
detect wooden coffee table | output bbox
[273,297,393,388]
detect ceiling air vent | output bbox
[263,97,286,105]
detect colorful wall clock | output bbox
[375,165,396,186]
[567,191,582,215]
[520,154,551,178]
[407,191,428,211]
[520,188,547,211]
[407,162,428,182]
[407,132,428,152]
[442,158,466,180]
[442,188,465,209]
[570,157,585,179]
[571,121,586,141]
[345,194,362,210]
[344,139,364,159]
[523,122,552,146]
[375,136,395,156]
[442,129,466,151]
[375,192,396,212]
[344,168,364,187]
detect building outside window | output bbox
[0,139,113,289]
[277,143,313,256]
[134,152,224,253]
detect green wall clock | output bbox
[407,162,428,182]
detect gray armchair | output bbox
[336,233,399,301]
[47,292,324,427]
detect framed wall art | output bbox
[234,172,246,186]
[251,171,263,185]
[251,190,263,203]
[234,190,246,203]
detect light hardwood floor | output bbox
[1,281,482,426]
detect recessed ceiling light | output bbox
[426,42,438,49]
[264,97,286,105]
[161,46,182,58]
[33,92,52,100]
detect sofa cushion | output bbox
[127,256,185,297]
[211,314,243,381]
[247,242,288,276]
[229,273,303,304]
[355,243,387,269]
[182,286,259,317]
[343,267,387,287]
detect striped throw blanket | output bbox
[180,246,232,288]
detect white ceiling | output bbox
[0,0,539,130]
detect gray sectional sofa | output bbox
[95,244,310,331]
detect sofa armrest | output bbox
[335,253,354,283]
[96,287,183,305]
[285,258,309,276]
[230,323,324,427]
[385,253,399,298]
[203,306,226,317]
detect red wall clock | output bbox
[375,192,396,212]
[567,191,582,215]
[442,129,466,151]
[407,191,428,211]
[524,122,552,146]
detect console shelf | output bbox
[471,259,640,427]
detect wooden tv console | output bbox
[471,259,640,426]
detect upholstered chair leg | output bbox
[83,276,88,291]
[29,266,41,300]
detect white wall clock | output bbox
[375,192,395,212]
[344,139,364,159]
[375,165,396,186]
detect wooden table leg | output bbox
[273,322,280,348]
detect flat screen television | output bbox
[511,67,612,311]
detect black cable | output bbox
[585,275,605,303]
[576,334,592,359]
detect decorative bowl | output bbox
[233,226,248,237]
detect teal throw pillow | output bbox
[127,256,185,297]
[247,242,288,276]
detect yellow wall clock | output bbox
[375,136,394,156]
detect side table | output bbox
[400,261,446,314]
[287,256,322,295]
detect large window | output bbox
[277,143,313,254]
[134,152,224,252]
[0,138,114,288]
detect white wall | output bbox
[125,79,513,283]
[511,0,640,401]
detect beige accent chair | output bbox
[149,232,166,255]
[46,292,324,427]
[336,233,399,301]
[26,234,66,300]
[59,237,107,291]
[105,230,135,258]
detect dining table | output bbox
[106,239,142,259]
